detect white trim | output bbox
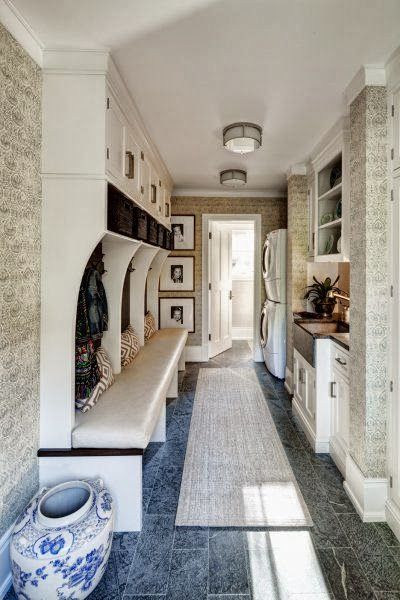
[201,214,263,363]
[284,366,293,394]
[386,46,400,91]
[344,65,386,107]
[42,48,109,74]
[386,499,400,543]
[0,522,14,599]
[185,345,205,362]
[0,0,43,66]
[286,164,307,179]
[343,454,388,522]
[172,188,286,199]
[232,326,253,340]
[292,395,330,453]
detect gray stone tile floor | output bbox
[6,342,400,599]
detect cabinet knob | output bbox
[330,381,337,398]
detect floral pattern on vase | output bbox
[10,479,114,599]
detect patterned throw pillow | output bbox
[121,325,140,367]
[144,311,156,341]
[75,346,114,413]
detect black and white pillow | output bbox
[121,325,140,367]
[75,347,114,413]
[144,311,156,341]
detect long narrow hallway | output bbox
[8,343,400,600]
[96,342,400,599]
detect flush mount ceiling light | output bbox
[223,122,262,154]
[220,169,247,187]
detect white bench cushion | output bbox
[72,328,188,449]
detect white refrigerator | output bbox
[260,229,287,379]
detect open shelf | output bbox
[318,218,342,230]
[318,182,342,202]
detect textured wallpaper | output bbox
[286,175,308,373]
[349,86,388,478]
[0,23,41,537]
[167,196,287,346]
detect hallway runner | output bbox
[176,368,313,527]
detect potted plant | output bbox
[304,276,340,317]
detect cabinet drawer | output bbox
[332,344,349,379]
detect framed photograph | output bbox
[159,297,195,333]
[159,256,195,291]
[171,215,195,250]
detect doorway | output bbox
[202,214,262,362]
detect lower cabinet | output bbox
[293,349,316,438]
[329,344,350,477]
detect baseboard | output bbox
[232,327,253,340]
[185,345,205,362]
[292,395,329,453]
[344,454,388,522]
[284,366,293,394]
[386,499,400,543]
[0,523,14,599]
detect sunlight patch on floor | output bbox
[247,530,330,599]
[242,482,311,527]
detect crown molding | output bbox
[0,0,43,66]
[42,48,109,73]
[344,65,386,106]
[386,45,400,91]
[286,164,307,179]
[172,187,286,199]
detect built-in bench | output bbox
[39,328,188,532]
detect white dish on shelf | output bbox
[337,236,341,253]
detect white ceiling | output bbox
[11,0,400,193]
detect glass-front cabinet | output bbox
[311,120,349,262]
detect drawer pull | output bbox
[330,381,337,398]
[335,357,347,366]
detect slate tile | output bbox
[208,596,251,600]
[308,501,350,549]
[124,514,175,595]
[312,465,356,514]
[174,526,208,549]
[143,486,152,513]
[112,531,139,553]
[209,529,249,595]
[3,587,16,599]
[161,439,187,467]
[375,594,400,599]
[318,547,375,599]
[374,522,400,547]
[167,414,191,443]
[166,549,207,600]
[143,442,163,488]
[87,549,120,599]
[146,464,183,514]
[124,597,166,600]
[173,392,194,416]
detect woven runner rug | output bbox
[176,368,313,527]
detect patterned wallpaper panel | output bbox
[349,86,388,478]
[286,175,308,373]
[0,23,41,537]
[167,196,287,346]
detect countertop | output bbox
[293,312,350,351]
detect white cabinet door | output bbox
[330,368,349,476]
[106,93,125,182]
[124,130,141,198]
[150,164,159,216]
[305,367,316,426]
[307,185,315,258]
[164,189,171,224]
[139,151,151,206]
[393,89,400,173]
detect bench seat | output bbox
[72,328,188,450]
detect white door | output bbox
[106,92,125,181]
[209,222,232,358]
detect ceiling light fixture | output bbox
[220,169,247,187]
[223,122,262,154]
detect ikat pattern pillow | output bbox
[144,311,156,341]
[121,325,140,367]
[75,346,114,412]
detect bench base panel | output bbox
[150,402,166,443]
[39,455,143,532]
[167,368,179,399]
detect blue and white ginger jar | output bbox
[10,479,114,599]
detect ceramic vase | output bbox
[10,479,114,600]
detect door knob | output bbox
[229,290,233,300]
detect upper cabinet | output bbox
[311,122,349,262]
[392,88,400,173]
[105,79,172,229]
